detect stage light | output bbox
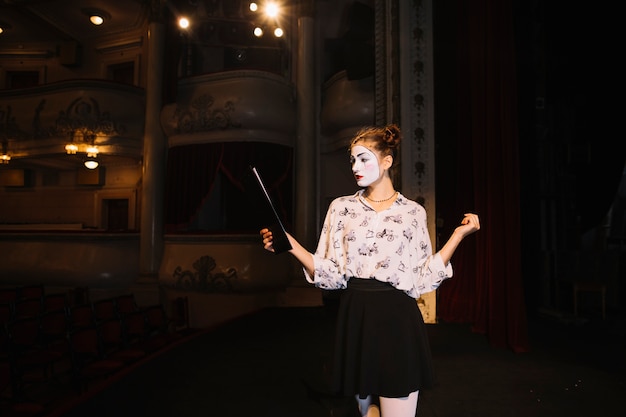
[265,2,279,18]
[179,17,190,29]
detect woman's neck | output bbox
[364,180,396,203]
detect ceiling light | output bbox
[253,27,263,37]
[1,139,10,163]
[90,15,104,25]
[82,8,111,26]
[249,3,259,12]
[65,143,78,154]
[273,27,284,38]
[86,145,99,158]
[84,159,99,169]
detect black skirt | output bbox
[331,278,435,398]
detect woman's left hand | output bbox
[455,213,480,238]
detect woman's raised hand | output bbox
[455,213,480,238]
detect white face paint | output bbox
[350,145,380,187]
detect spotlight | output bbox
[265,2,279,18]
[179,17,190,29]
[273,27,284,38]
[254,27,263,37]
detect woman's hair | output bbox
[349,124,402,162]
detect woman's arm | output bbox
[436,213,480,265]
[260,229,315,276]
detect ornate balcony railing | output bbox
[0,80,145,162]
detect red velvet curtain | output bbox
[437,0,529,352]
[164,142,292,232]
[165,143,224,232]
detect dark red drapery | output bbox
[437,0,529,352]
[164,142,292,232]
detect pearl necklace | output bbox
[365,190,398,203]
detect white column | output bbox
[399,0,438,322]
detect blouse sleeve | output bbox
[303,199,348,290]
[410,204,453,296]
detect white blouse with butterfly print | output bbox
[304,189,453,299]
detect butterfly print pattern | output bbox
[304,190,453,298]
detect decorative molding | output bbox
[411,0,435,209]
[161,70,296,144]
[0,81,144,159]
[0,104,29,140]
[374,0,387,125]
[398,0,437,321]
[173,94,241,134]
[399,0,435,210]
[169,255,238,293]
[49,97,126,140]
[1,96,128,159]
